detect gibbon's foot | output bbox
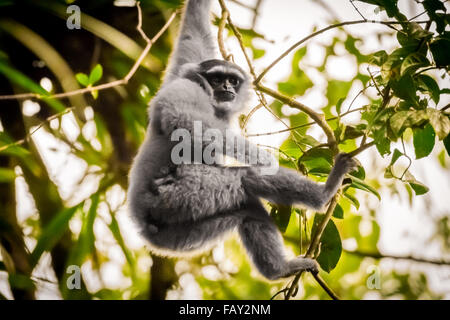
[335,152,358,174]
[284,257,319,278]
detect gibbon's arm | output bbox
[164,0,217,82]
[154,100,275,166]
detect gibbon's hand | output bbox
[334,152,358,175]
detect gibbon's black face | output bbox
[199,60,246,104]
[204,72,241,102]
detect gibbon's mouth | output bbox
[215,90,235,102]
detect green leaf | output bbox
[349,176,381,200]
[280,138,302,159]
[30,205,80,266]
[312,215,342,273]
[349,164,365,180]
[404,171,429,195]
[333,204,344,219]
[71,194,99,265]
[109,211,136,273]
[384,166,394,179]
[423,0,447,33]
[252,47,266,60]
[75,73,89,87]
[444,134,450,156]
[326,80,352,108]
[358,0,400,18]
[430,36,450,67]
[390,148,403,166]
[270,205,292,233]
[89,64,103,84]
[277,48,313,96]
[381,47,414,80]
[289,112,309,136]
[413,123,435,159]
[390,74,417,103]
[342,125,364,141]
[427,109,450,140]
[390,110,428,137]
[417,74,440,104]
[343,192,360,209]
[408,180,430,195]
[373,127,391,156]
[299,147,333,171]
[400,53,429,75]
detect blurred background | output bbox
[0,0,449,300]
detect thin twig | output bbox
[345,250,450,266]
[367,67,383,97]
[0,107,74,152]
[251,0,263,30]
[247,107,364,137]
[348,141,375,157]
[349,0,367,20]
[255,19,429,84]
[0,5,178,102]
[218,8,231,61]
[312,273,340,300]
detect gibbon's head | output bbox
[182,59,251,118]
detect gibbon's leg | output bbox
[237,199,318,280]
[242,153,357,210]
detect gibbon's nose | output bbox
[222,80,232,91]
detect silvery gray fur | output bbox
[127,0,356,280]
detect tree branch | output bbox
[345,250,450,266]
[0,4,178,102]
[255,84,338,153]
[255,19,430,84]
[285,195,341,300]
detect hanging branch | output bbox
[284,195,341,300]
[256,84,338,153]
[0,3,178,102]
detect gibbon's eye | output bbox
[210,76,221,86]
[228,77,239,86]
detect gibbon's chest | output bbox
[158,78,214,114]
